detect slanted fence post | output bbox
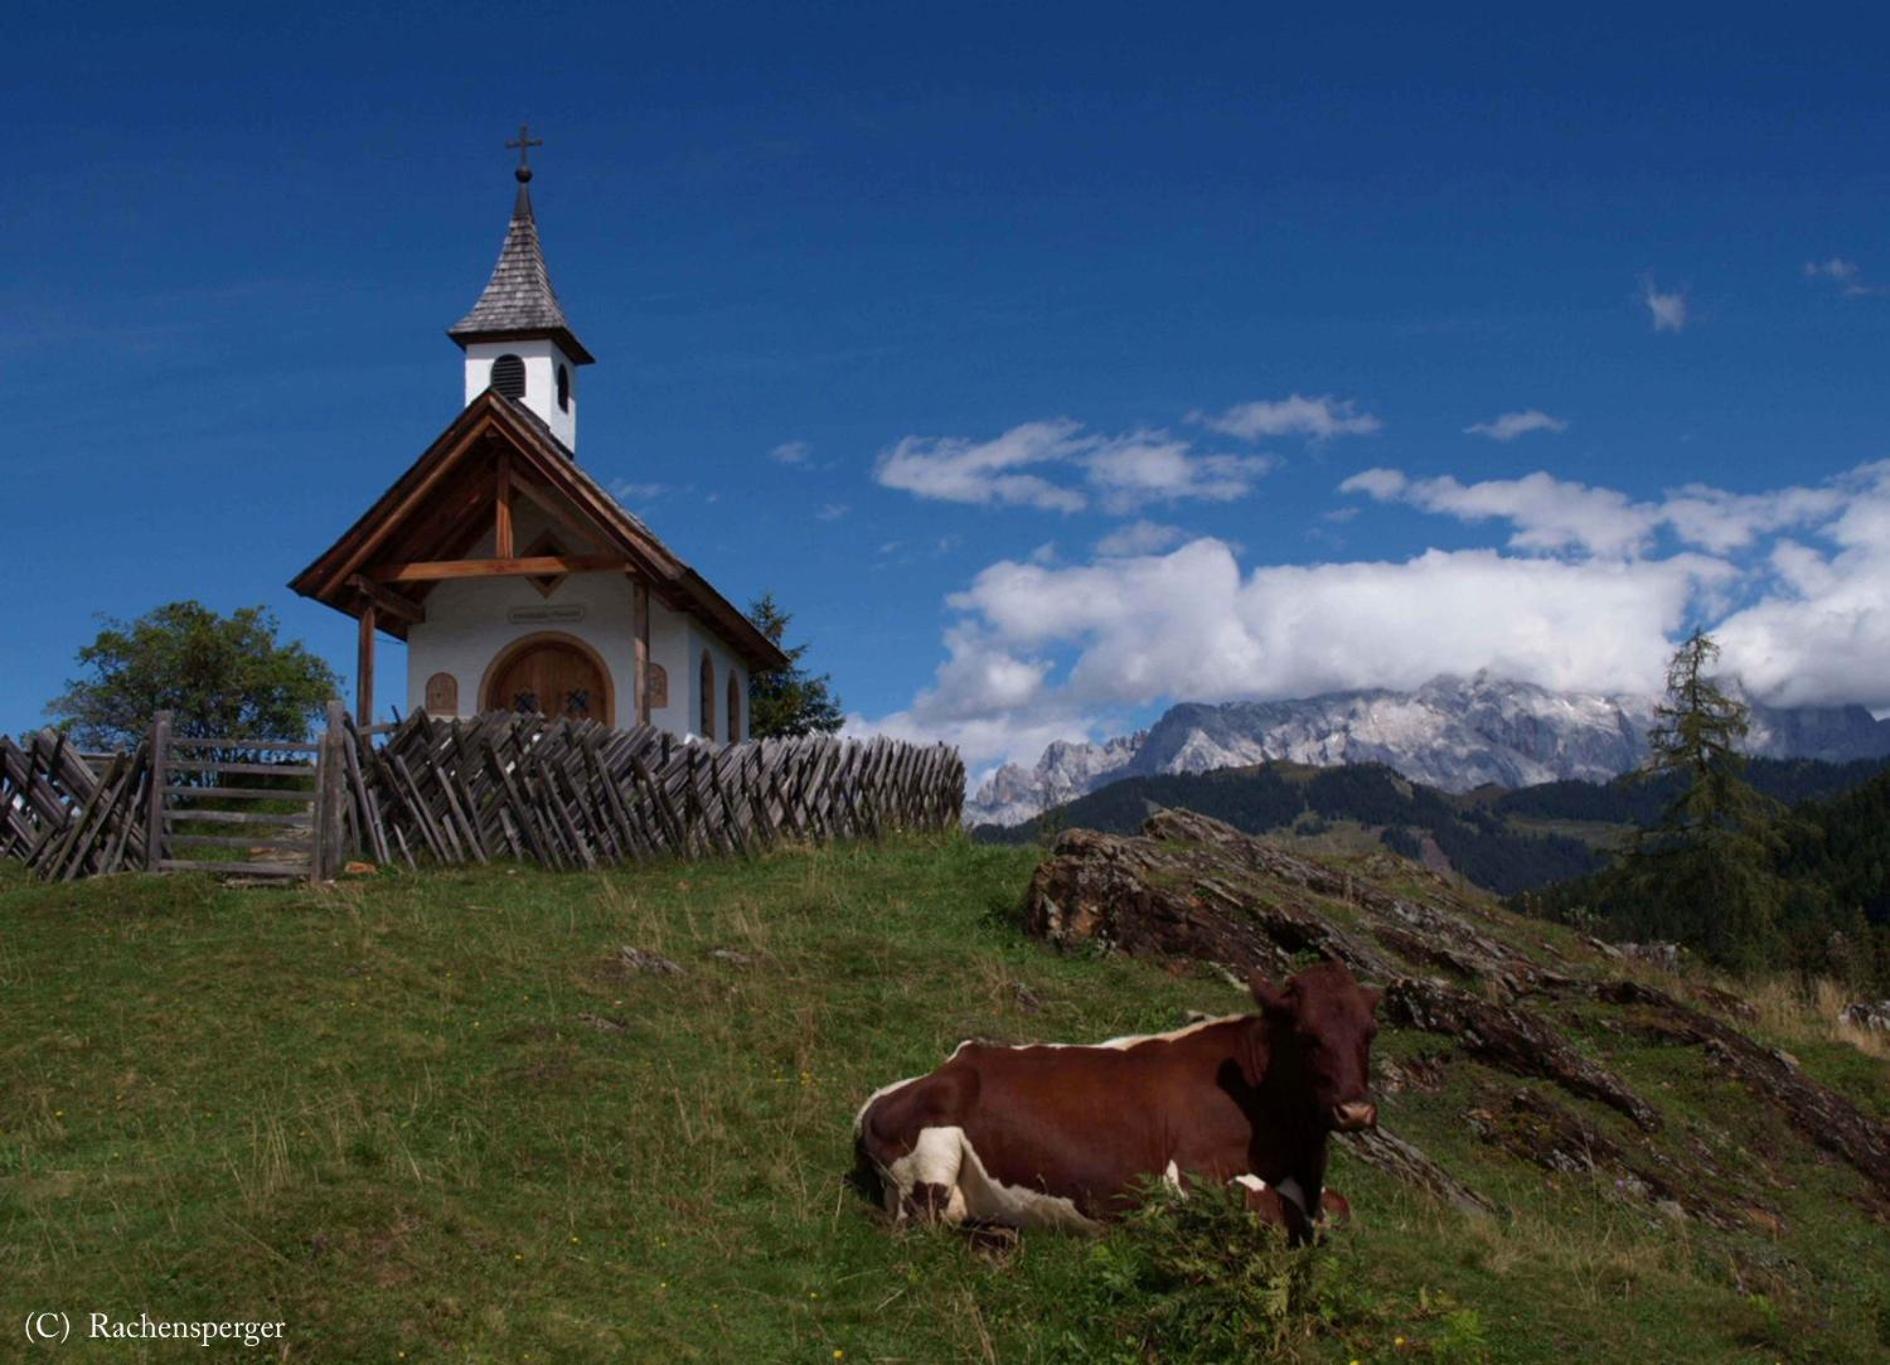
[313,700,348,882]
[143,710,172,871]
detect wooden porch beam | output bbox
[347,575,427,625]
[632,577,651,725]
[356,605,377,726]
[495,453,514,559]
[368,554,631,583]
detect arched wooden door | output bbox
[483,635,613,725]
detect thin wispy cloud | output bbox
[1641,275,1688,332]
[1094,520,1187,557]
[1340,466,1852,559]
[815,502,849,521]
[1190,394,1382,442]
[1803,257,1882,298]
[610,479,672,503]
[769,440,812,465]
[875,417,1276,514]
[1466,409,1567,442]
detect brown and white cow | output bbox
[854,959,1379,1243]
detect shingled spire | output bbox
[450,128,592,453]
[449,127,594,365]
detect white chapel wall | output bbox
[405,571,638,725]
[399,481,755,739]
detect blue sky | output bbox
[8,3,1890,773]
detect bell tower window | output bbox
[491,353,526,399]
[556,363,571,412]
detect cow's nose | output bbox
[1332,1101,1377,1132]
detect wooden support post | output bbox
[495,453,514,559]
[143,710,171,871]
[314,700,349,881]
[356,605,377,728]
[633,578,651,726]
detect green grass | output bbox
[3,838,1889,1361]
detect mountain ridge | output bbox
[969,673,1890,826]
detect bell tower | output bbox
[448,126,594,454]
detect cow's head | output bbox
[1249,959,1380,1132]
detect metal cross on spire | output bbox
[506,124,544,182]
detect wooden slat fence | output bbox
[1,704,964,883]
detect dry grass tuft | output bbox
[1744,974,1890,1061]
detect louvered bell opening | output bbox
[491,354,526,399]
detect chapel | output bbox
[291,133,786,739]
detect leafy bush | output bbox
[1082,1180,1367,1361]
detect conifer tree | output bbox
[745,592,844,738]
[1623,630,1785,966]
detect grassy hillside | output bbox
[4,838,1889,1360]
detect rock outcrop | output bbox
[1021,809,1890,1223]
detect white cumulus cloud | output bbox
[858,460,1890,774]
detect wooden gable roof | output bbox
[288,390,788,671]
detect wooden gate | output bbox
[144,701,359,882]
[145,713,321,879]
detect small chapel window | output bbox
[556,362,571,412]
[699,651,716,739]
[491,353,526,399]
[727,673,741,744]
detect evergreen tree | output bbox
[745,592,844,738]
[1620,630,1786,967]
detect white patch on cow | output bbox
[883,1125,970,1222]
[1233,1173,1268,1193]
[878,1124,1102,1233]
[1163,1160,1183,1192]
[990,1014,1244,1053]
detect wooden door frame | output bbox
[479,631,616,727]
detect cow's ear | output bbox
[1238,1019,1271,1087]
[1249,972,1294,1020]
